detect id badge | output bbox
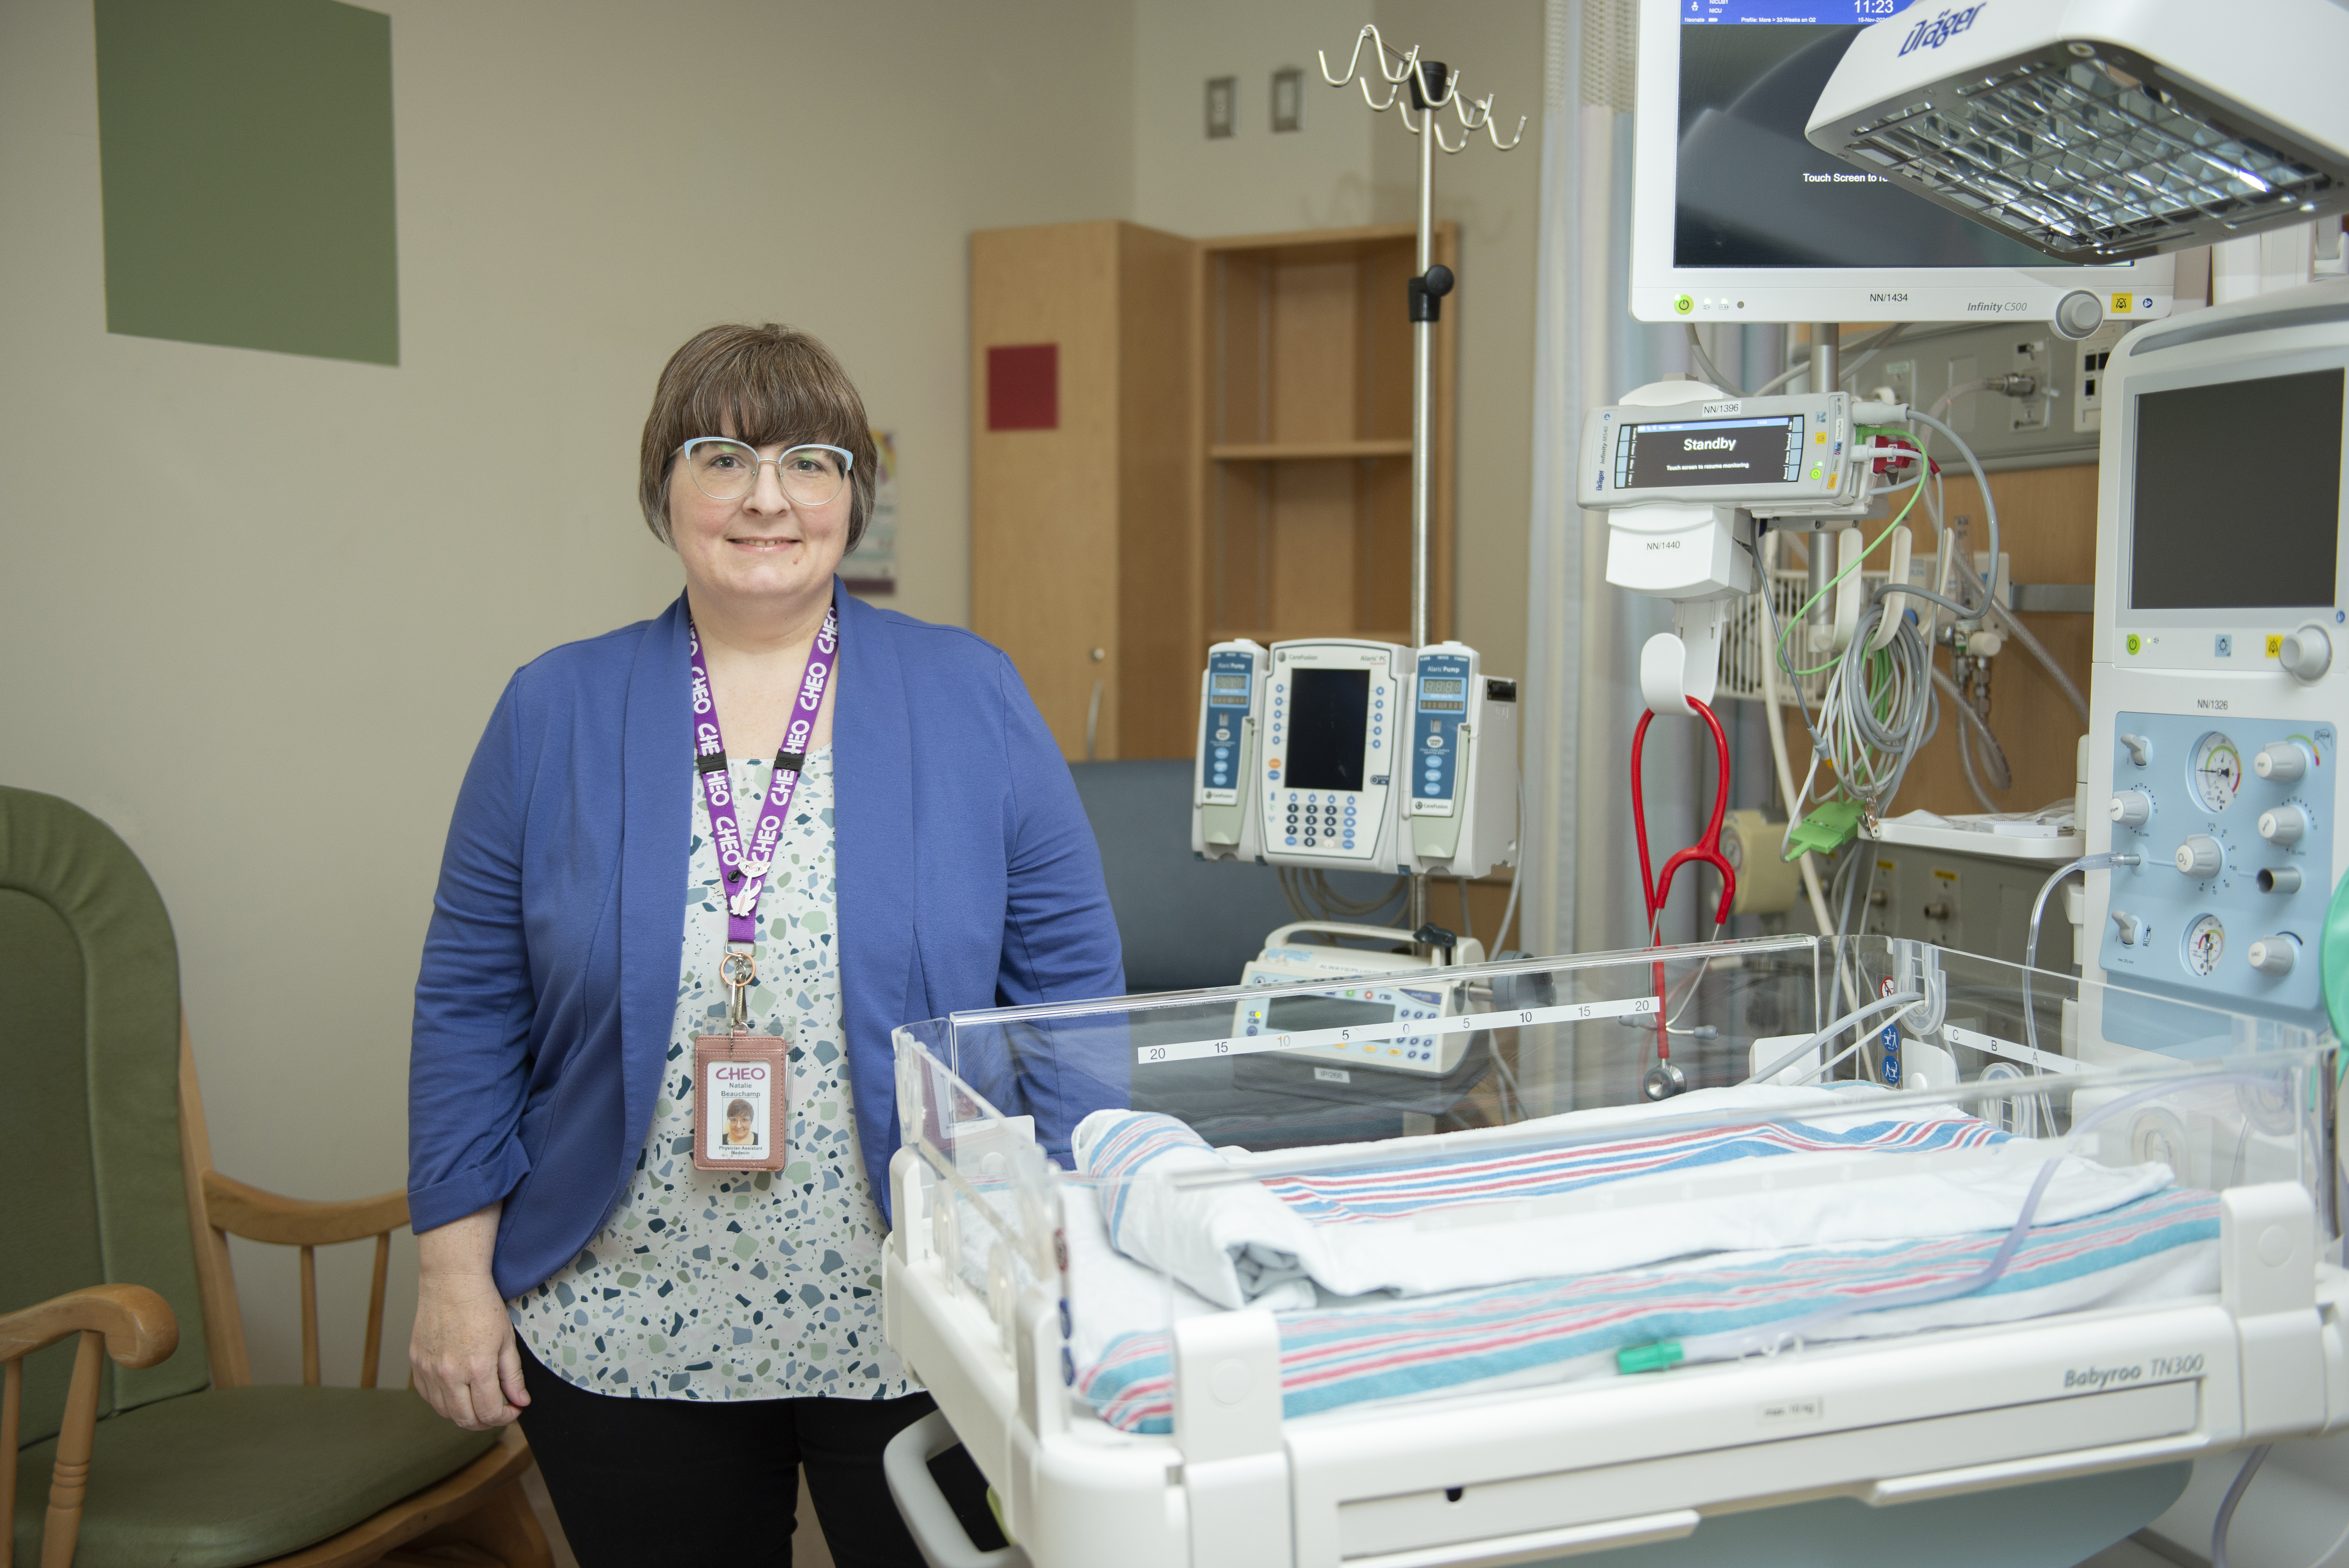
[691,1033,789,1172]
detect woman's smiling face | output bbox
[668,424,850,613]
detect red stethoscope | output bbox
[1629,697,1737,1099]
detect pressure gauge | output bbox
[2189,733,2243,813]
[2183,914,2227,977]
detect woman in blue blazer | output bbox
[406,324,1125,1566]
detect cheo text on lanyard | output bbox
[687,596,839,1029]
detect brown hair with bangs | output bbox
[638,324,878,552]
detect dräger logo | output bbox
[1898,4,1987,56]
[2063,1363,2143,1392]
[1682,437,1735,451]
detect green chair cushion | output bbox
[12,1385,497,1568]
[1,786,212,1437]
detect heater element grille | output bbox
[1831,53,2343,264]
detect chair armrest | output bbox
[0,1284,178,1368]
[203,1171,409,1246]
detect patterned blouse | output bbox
[509,747,913,1401]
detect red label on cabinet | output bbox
[987,344,1058,431]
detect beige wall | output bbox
[0,0,1133,1385]
[1131,0,1376,238]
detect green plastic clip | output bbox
[1616,1340,1686,1375]
[1784,800,1864,859]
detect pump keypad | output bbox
[1412,652,1473,815]
[1261,657,1394,862]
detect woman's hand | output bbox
[410,1203,530,1429]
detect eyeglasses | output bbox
[677,438,854,507]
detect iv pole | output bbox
[1318,25,1523,940]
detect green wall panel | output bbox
[95,0,399,365]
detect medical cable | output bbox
[1741,991,1922,1088]
[1986,596,2091,729]
[1799,995,1915,1088]
[1930,663,2012,811]
[1751,535,1841,938]
[1744,324,1911,400]
[1777,478,1927,679]
[1490,780,1526,955]
[2211,1443,2273,1568]
[1812,602,1939,820]
[1684,324,1743,397]
[1926,379,1995,422]
[1627,1073,2285,1373]
[2021,853,2142,1059]
[1908,410,2001,615]
[1750,547,1870,1017]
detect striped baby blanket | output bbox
[1069,1086,2175,1308]
[1076,1183,2221,1433]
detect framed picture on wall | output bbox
[841,427,896,593]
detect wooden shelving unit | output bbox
[1197,222,1458,662]
[969,219,1458,761]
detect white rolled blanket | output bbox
[1071,1084,2172,1309]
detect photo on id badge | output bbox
[703,1055,775,1163]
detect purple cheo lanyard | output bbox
[688,597,840,980]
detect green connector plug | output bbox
[1784,800,1864,859]
[1616,1340,1686,1375]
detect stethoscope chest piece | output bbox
[1642,1060,1689,1101]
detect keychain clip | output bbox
[720,947,757,1033]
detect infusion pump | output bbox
[1191,637,1518,879]
[1233,922,1489,1082]
[2078,276,2349,1061]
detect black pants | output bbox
[518,1341,1002,1567]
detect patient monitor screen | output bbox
[1285,668,1369,791]
[1674,6,2066,269]
[1620,414,1802,489]
[2130,370,2344,610]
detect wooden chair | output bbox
[2,786,549,1568]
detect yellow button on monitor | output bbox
[2112,293,2133,314]
[2268,634,2285,657]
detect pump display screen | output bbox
[1264,994,1392,1033]
[1418,677,1466,712]
[1284,668,1369,791]
[2130,370,2344,609]
[1618,415,1803,490]
[1210,671,1251,695]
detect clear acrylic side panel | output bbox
[900,936,2337,1433]
[891,1018,1062,1344]
[925,934,1831,1157]
[1843,936,2339,1229]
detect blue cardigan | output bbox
[408,587,1126,1299]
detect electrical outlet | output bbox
[1878,358,1916,409]
[2072,321,2127,435]
[2009,337,2051,431]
